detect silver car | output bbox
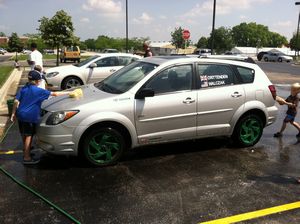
[37,56,278,166]
[262,52,293,62]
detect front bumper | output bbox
[36,124,78,156]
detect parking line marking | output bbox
[0,150,22,155]
[200,201,300,224]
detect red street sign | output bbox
[182,29,190,40]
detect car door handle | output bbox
[183,97,195,104]
[110,69,116,72]
[231,92,242,98]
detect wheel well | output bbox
[236,109,266,128]
[61,75,83,89]
[78,121,132,152]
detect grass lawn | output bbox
[0,66,13,88]
[12,54,90,61]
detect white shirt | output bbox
[29,50,43,71]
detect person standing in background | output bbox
[27,42,43,71]
[143,42,153,57]
[27,42,45,89]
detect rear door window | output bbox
[197,64,235,88]
[236,66,255,83]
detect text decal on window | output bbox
[200,74,229,87]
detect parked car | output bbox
[103,48,119,53]
[194,48,211,57]
[22,49,31,54]
[37,56,278,167]
[45,53,142,90]
[44,49,55,54]
[0,48,7,55]
[262,52,293,62]
[257,51,268,61]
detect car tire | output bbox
[83,127,125,166]
[61,76,83,90]
[232,114,263,147]
[278,58,282,62]
[264,57,268,62]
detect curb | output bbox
[0,68,23,138]
[0,68,23,108]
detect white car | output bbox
[262,52,293,62]
[45,53,141,90]
[0,48,7,55]
[22,49,32,54]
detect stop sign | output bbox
[182,29,190,40]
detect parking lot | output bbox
[1,62,300,224]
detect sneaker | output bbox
[273,132,282,137]
[23,158,40,165]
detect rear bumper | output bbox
[266,105,278,126]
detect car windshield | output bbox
[95,61,157,94]
[74,55,100,67]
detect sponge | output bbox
[69,88,83,98]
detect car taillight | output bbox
[268,85,277,100]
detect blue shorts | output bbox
[18,120,36,136]
[284,114,295,123]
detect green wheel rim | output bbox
[239,117,262,145]
[87,132,121,165]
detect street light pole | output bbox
[211,0,216,55]
[295,2,300,58]
[126,0,128,53]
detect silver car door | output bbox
[196,63,245,136]
[135,64,197,144]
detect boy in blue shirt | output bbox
[10,70,69,165]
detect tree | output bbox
[38,10,78,66]
[8,32,23,60]
[268,32,288,47]
[171,27,191,50]
[290,31,300,56]
[0,32,6,37]
[231,22,287,47]
[208,27,233,54]
[196,37,208,49]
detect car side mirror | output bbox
[89,63,97,68]
[135,88,155,99]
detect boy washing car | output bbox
[10,70,70,165]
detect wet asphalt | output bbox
[1,72,300,223]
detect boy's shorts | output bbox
[284,114,295,123]
[18,121,36,136]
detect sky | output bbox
[0,0,299,43]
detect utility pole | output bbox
[295,2,300,58]
[126,0,128,52]
[211,0,216,55]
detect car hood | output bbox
[45,65,78,74]
[42,84,113,111]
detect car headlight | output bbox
[46,110,79,125]
[46,72,59,78]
